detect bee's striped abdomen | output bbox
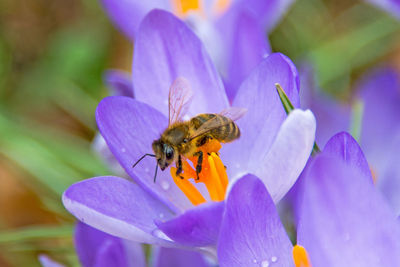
[190,113,240,144]
[210,115,240,143]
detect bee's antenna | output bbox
[154,163,158,183]
[132,153,156,168]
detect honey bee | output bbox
[133,77,245,182]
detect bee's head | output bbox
[152,140,175,171]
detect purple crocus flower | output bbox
[62,9,316,258]
[103,70,134,98]
[74,222,145,267]
[301,65,400,216]
[76,222,212,267]
[100,0,294,100]
[218,132,400,266]
[355,67,400,215]
[297,132,400,266]
[39,222,145,267]
[40,222,211,267]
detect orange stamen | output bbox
[171,167,206,205]
[211,152,228,191]
[206,153,225,201]
[170,139,228,205]
[172,0,201,17]
[293,245,312,267]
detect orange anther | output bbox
[211,152,228,193]
[171,167,206,205]
[293,245,312,267]
[170,141,228,204]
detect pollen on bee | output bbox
[170,139,228,205]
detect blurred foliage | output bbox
[270,0,400,98]
[0,0,399,266]
[0,0,128,265]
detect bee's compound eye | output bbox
[166,147,174,160]
[183,138,188,143]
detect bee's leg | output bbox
[176,155,184,179]
[194,151,203,180]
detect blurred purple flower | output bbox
[76,222,212,267]
[62,9,315,255]
[75,222,145,267]
[103,70,134,98]
[218,132,400,266]
[301,65,400,216]
[41,222,211,267]
[153,247,211,267]
[101,0,293,39]
[356,67,400,215]
[365,0,400,19]
[100,0,294,100]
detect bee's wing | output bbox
[168,77,194,125]
[188,107,246,140]
[219,107,247,121]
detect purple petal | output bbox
[155,201,224,247]
[297,155,400,266]
[377,135,400,216]
[39,255,64,267]
[62,176,176,245]
[299,64,351,146]
[323,132,373,182]
[365,0,400,20]
[96,96,197,212]
[92,241,128,267]
[94,240,146,267]
[254,109,316,203]
[100,0,170,40]
[222,53,300,179]
[133,9,228,118]
[104,70,134,98]
[218,174,293,267]
[153,247,211,267]
[356,67,400,214]
[75,221,118,267]
[217,7,271,100]
[75,222,145,267]
[357,67,400,157]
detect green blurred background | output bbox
[0,0,399,266]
